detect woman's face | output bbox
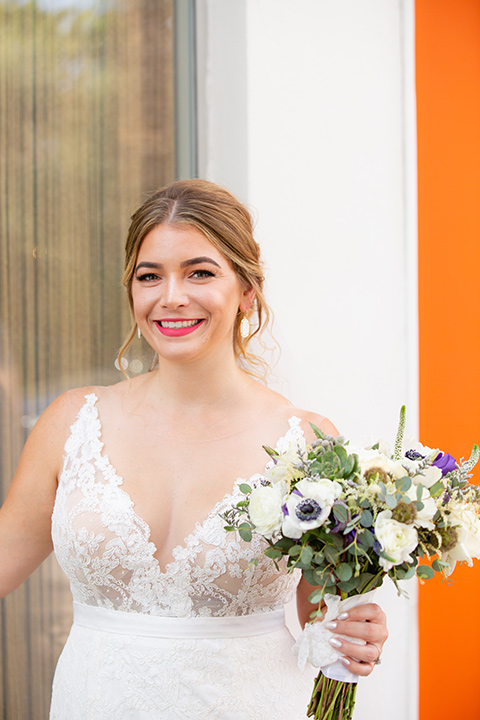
[131,224,253,365]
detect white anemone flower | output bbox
[282,478,341,540]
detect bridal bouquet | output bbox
[222,408,480,720]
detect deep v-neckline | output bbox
[81,393,303,576]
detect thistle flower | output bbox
[391,501,417,524]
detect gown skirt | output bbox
[50,603,315,720]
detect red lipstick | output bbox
[154,319,205,337]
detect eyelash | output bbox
[135,269,216,282]
[191,269,215,279]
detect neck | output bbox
[144,352,255,411]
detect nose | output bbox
[160,276,189,308]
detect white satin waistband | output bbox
[72,602,286,639]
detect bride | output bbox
[0,179,387,719]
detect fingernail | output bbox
[325,621,337,630]
[329,638,342,648]
[340,657,351,666]
[338,612,349,620]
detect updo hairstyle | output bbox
[118,179,271,376]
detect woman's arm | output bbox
[296,575,388,676]
[0,391,70,597]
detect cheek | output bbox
[131,288,152,318]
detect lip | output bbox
[153,318,205,337]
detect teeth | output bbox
[160,320,200,329]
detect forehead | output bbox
[137,223,228,265]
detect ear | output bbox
[239,285,255,313]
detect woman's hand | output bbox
[325,602,388,676]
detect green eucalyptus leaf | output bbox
[356,573,375,593]
[264,547,283,560]
[338,576,360,593]
[429,481,445,498]
[357,530,375,548]
[301,568,316,585]
[314,568,327,584]
[360,509,373,527]
[238,483,252,495]
[403,565,417,580]
[396,476,412,492]
[416,565,435,580]
[432,559,448,572]
[336,563,353,582]
[416,484,423,501]
[331,533,344,550]
[385,494,398,509]
[333,503,349,524]
[238,525,252,542]
[308,588,324,604]
[300,545,314,565]
[275,537,294,552]
[288,545,302,558]
[324,545,339,564]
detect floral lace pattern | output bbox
[51,394,303,618]
[50,622,314,720]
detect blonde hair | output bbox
[118,179,272,377]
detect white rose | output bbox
[405,485,437,530]
[248,485,284,538]
[282,478,341,540]
[375,509,418,570]
[441,504,480,575]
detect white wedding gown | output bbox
[50,394,314,719]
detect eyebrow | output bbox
[135,256,221,272]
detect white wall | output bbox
[197,2,418,718]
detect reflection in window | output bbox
[0,1,178,716]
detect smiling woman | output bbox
[131,224,254,363]
[118,180,271,377]
[0,178,388,719]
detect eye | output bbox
[135,272,160,282]
[190,269,215,279]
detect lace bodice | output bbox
[51,394,303,618]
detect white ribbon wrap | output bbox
[292,589,377,683]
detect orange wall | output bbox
[416,1,480,718]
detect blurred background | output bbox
[0,1,478,718]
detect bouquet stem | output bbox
[307,672,357,720]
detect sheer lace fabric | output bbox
[50,394,314,719]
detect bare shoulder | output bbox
[287,407,340,443]
[21,386,97,468]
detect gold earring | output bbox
[240,315,250,339]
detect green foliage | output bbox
[395,476,412,492]
[416,565,435,580]
[393,405,406,461]
[238,524,252,542]
[239,483,252,494]
[429,481,445,498]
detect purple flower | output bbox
[432,452,457,475]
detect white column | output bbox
[197,2,418,718]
